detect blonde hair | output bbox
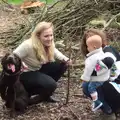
[81,28,107,57]
[31,21,54,62]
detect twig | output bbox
[1,0,14,9]
[68,106,79,120]
[102,12,120,31]
[65,38,72,105]
[94,0,98,4]
[2,0,10,5]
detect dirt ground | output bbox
[0,4,116,120]
[0,77,101,120]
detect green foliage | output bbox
[110,41,120,51]
[89,19,106,28]
[40,0,55,4]
[7,0,55,5]
[8,0,24,5]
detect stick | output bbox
[65,40,72,105]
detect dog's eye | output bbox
[5,53,11,56]
[15,57,19,61]
[15,57,21,64]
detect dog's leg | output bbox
[7,87,16,118]
[0,81,8,109]
[10,100,15,118]
[0,72,7,101]
[14,81,29,114]
[11,86,16,118]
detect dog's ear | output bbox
[14,53,20,59]
[1,53,11,66]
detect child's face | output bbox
[86,42,95,52]
[85,32,98,52]
[86,35,102,53]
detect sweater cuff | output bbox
[81,75,90,82]
[63,57,69,61]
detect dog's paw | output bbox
[2,104,6,110]
[10,111,16,118]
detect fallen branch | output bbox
[102,12,120,31]
[68,106,79,120]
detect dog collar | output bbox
[3,70,22,76]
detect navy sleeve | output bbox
[103,46,120,61]
[91,57,114,76]
[101,57,114,69]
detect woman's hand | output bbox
[62,59,72,66]
[66,59,72,66]
[21,62,28,71]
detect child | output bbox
[81,35,116,112]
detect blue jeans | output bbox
[88,82,103,94]
[82,82,112,114]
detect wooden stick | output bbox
[65,40,72,105]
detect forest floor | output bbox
[0,4,117,120]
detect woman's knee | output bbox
[44,78,57,92]
[20,72,57,95]
[37,74,57,92]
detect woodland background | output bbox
[0,0,120,120]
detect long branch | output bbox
[102,13,120,31]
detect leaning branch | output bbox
[102,12,120,31]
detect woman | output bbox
[81,28,120,115]
[13,21,72,105]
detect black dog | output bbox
[0,53,29,117]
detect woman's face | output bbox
[39,27,54,47]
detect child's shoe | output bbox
[92,100,103,112]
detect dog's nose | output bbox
[8,55,14,60]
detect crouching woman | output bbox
[13,21,72,105]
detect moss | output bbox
[110,41,120,51]
[89,19,106,28]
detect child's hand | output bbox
[80,79,83,83]
[80,79,84,88]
